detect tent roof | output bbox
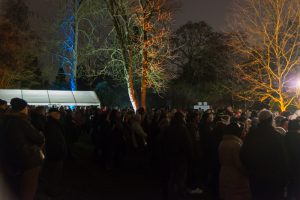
[0,90,100,106]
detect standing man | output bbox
[43,108,67,196]
[1,98,45,200]
[240,110,287,200]
[0,99,8,114]
[161,112,193,200]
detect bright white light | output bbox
[296,79,300,89]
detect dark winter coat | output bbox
[203,121,226,172]
[240,123,288,198]
[0,109,6,167]
[219,135,251,200]
[31,113,46,133]
[44,117,67,161]
[0,113,45,170]
[199,121,214,163]
[0,108,5,115]
[285,131,300,186]
[161,119,193,198]
[162,120,193,168]
[0,108,6,132]
[187,122,201,160]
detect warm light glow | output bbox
[229,0,300,111]
[296,79,300,89]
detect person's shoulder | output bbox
[45,117,58,128]
[271,127,285,138]
[174,123,188,131]
[5,113,25,122]
[245,128,257,138]
[286,131,300,139]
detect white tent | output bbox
[0,89,100,106]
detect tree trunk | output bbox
[141,58,147,111]
[71,0,79,91]
[128,50,139,112]
[141,11,148,111]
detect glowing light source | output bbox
[296,79,300,89]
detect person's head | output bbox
[35,106,46,116]
[258,109,273,126]
[288,119,300,132]
[187,112,200,124]
[137,107,145,116]
[226,106,233,113]
[238,113,248,123]
[171,111,185,125]
[251,111,258,119]
[218,114,231,125]
[48,108,61,120]
[200,112,214,124]
[281,111,291,118]
[10,98,28,115]
[110,109,121,123]
[133,113,142,123]
[0,99,8,111]
[274,116,289,131]
[225,122,244,138]
[235,109,242,119]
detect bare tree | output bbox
[104,0,140,111]
[228,0,300,111]
[136,0,173,110]
[104,0,173,111]
[53,0,106,90]
[0,1,42,89]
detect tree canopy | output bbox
[228,0,300,111]
[0,0,42,89]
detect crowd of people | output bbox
[0,97,300,200]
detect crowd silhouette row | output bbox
[0,98,299,200]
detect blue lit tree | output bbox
[57,0,106,91]
[58,0,82,91]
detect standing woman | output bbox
[219,122,251,200]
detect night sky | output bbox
[24,0,234,30]
[173,0,233,30]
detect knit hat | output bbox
[0,99,7,106]
[258,109,273,122]
[10,98,28,112]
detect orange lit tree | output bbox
[228,0,300,111]
[104,0,173,111]
[136,0,173,110]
